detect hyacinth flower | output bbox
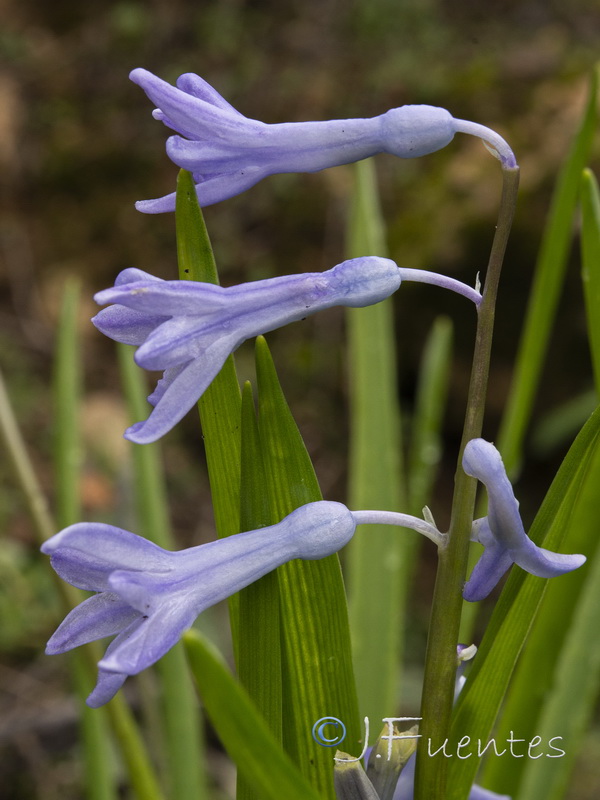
[462,438,586,602]
[93,257,481,444]
[129,68,517,213]
[42,501,443,707]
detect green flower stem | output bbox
[414,166,519,800]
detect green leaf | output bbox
[175,169,242,657]
[515,455,600,800]
[236,382,283,799]
[175,169,242,541]
[531,388,598,456]
[496,66,598,475]
[53,277,83,530]
[184,629,323,800]
[345,157,407,724]
[256,336,361,798]
[581,167,600,389]
[447,404,600,800]
[408,316,453,514]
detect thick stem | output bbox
[414,166,520,800]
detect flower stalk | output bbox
[414,165,520,800]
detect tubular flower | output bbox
[93,257,402,443]
[130,68,517,213]
[94,258,480,445]
[42,501,357,707]
[462,438,586,602]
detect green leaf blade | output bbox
[256,336,361,798]
[345,158,407,726]
[581,167,600,389]
[184,630,323,800]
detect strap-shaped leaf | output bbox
[581,168,600,388]
[236,382,283,799]
[176,170,242,541]
[183,630,323,800]
[345,158,407,725]
[509,446,600,800]
[256,336,361,798]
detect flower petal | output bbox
[146,362,189,407]
[135,166,267,211]
[86,669,128,708]
[175,72,244,116]
[108,569,177,615]
[115,268,164,286]
[134,317,220,371]
[129,68,257,141]
[463,541,513,603]
[98,602,196,675]
[510,536,586,579]
[94,279,228,316]
[165,135,256,172]
[124,343,232,443]
[462,439,527,551]
[42,523,172,590]
[92,305,168,345]
[85,620,144,707]
[46,592,139,654]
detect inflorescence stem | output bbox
[414,165,520,800]
[352,509,446,547]
[399,268,482,306]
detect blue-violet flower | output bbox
[462,438,585,602]
[130,68,517,213]
[42,501,357,707]
[93,257,402,443]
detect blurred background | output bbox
[1,0,600,797]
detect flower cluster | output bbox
[42,67,585,800]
